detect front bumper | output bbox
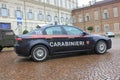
[107,39,112,49]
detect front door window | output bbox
[63,26,83,36]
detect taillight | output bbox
[16,38,22,41]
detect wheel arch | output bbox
[92,39,108,54]
[95,39,108,49]
[30,43,51,55]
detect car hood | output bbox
[90,34,110,40]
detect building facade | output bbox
[72,0,120,34]
[0,0,78,35]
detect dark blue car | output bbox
[14,25,112,61]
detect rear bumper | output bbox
[14,44,30,57]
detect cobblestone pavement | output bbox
[0,38,120,80]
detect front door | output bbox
[63,26,93,52]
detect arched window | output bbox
[54,16,58,22]
[38,11,43,21]
[47,15,52,22]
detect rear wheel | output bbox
[31,45,48,62]
[95,41,107,54]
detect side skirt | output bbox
[53,49,92,54]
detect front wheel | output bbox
[31,45,48,62]
[95,41,107,54]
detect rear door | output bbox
[44,26,69,53]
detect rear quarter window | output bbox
[28,29,42,35]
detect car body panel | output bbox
[14,25,112,57]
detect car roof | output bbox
[41,25,63,28]
[40,25,77,29]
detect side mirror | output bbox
[83,32,87,36]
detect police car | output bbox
[14,25,112,61]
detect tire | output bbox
[0,47,3,52]
[95,40,107,54]
[31,45,48,62]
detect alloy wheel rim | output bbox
[33,47,47,61]
[97,42,106,53]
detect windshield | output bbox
[107,32,114,34]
